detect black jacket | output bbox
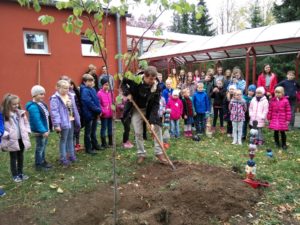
[211,87,226,107]
[121,75,162,126]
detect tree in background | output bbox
[250,0,263,28]
[273,0,300,23]
[190,0,215,36]
[170,13,181,32]
[179,13,190,34]
[170,0,215,36]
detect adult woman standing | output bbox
[257,64,278,98]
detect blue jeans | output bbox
[170,120,180,137]
[35,135,48,165]
[195,113,206,134]
[60,122,75,161]
[84,117,99,152]
[100,118,112,137]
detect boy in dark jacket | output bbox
[26,85,52,170]
[276,70,300,128]
[121,66,167,164]
[80,74,102,155]
[210,80,226,133]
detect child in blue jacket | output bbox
[0,112,6,196]
[80,74,102,155]
[26,85,52,170]
[193,83,210,134]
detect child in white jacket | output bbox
[249,87,269,145]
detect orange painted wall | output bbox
[0,1,127,105]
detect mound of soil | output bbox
[0,162,260,225]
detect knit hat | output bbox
[228,85,237,90]
[172,89,180,96]
[31,85,45,97]
[256,87,265,95]
[101,77,109,86]
[248,84,256,92]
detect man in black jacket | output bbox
[121,66,167,164]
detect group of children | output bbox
[0,73,115,193]
[0,65,298,197]
[161,68,297,150]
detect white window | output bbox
[81,36,100,57]
[23,30,49,54]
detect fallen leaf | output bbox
[57,187,64,193]
[49,184,58,189]
[50,208,56,214]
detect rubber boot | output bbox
[108,135,113,147]
[101,136,108,149]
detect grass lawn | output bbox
[0,120,299,224]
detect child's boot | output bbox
[282,135,287,150]
[184,131,189,137]
[108,135,113,147]
[101,136,108,148]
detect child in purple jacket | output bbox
[97,77,113,148]
[50,80,81,166]
[229,89,247,145]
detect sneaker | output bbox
[19,174,29,180]
[0,188,6,197]
[231,141,237,145]
[123,141,133,149]
[227,134,232,137]
[42,161,53,169]
[13,176,22,183]
[60,159,71,166]
[137,156,145,164]
[220,127,225,134]
[75,144,81,152]
[282,145,288,151]
[184,131,189,137]
[188,131,193,137]
[69,156,77,163]
[211,127,216,133]
[86,150,97,155]
[238,141,242,145]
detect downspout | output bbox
[116,13,122,75]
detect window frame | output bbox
[23,30,50,55]
[80,35,101,57]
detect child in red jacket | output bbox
[167,89,183,138]
[267,86,291,150]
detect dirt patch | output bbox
[0,162,261,225]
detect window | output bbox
[23,30,49,54]
[81,36,100,57]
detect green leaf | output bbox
[74,28,81,35]
[94,12,103,22]
[67,15,74,23]
[114,53,123,60]
[73,7,83,17]
[111,104,116,111]
[116,95,123,105]
[74,18,83,28]
[38,15,55,25]
[33,0,41,12]
[56,1,64,10]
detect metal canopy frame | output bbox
[138,21,300,83]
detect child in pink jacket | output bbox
[268,86,291,150]
[249,87,269,145]
[166,89,183,138]
[97,77,113,148]
[1,94,31,183]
